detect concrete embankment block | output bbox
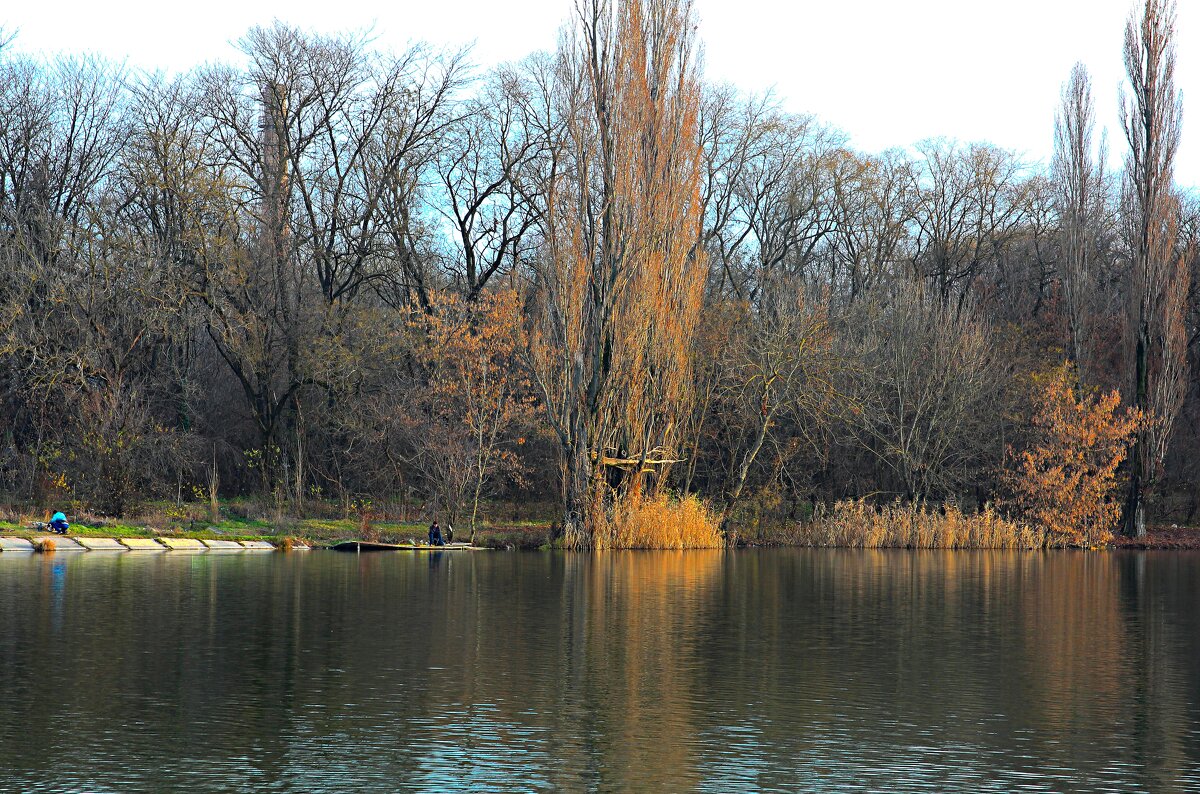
[37,536,85,551]
[159,538,206,551]
[0,537,35,552]
[201,539,243,550]
[119,538,166,551]
[76,537,126,551]
[239,540,275,550]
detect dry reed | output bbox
[797,499,1046,550]
[358,510,379,542]
[32,538,56,553]
[610,492,724,550]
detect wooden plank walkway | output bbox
[332,541,478,552]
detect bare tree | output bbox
[840,284,1002,501]
[435,67,544,299]
[828,149,916,302]
[909,140,1030,304]
[714,280,839,541]
[1053,63,1110,379]
[0,55,127,267]
[733,112,843,297]
[1120,0,1187,537]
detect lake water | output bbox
[0,549,1198,792]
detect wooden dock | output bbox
[331,541,478,552]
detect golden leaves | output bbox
[1006,362,1142,546]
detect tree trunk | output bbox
[469,467,484,545]
[1123,331,1149,538]
[720,411,771,547]
[209,445,221,524]
[1123,464,1146,538]
[563,438,595,549]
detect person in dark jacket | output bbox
[428,521,445,546]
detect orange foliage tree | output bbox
[1006,363,1141,546]
[528,0,706,548]
[409,289,533,541]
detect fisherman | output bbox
[428,520,445,547]
[49,511,70,535]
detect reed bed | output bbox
[610,492,724,550]
[32,538,56,553]
[797,499,1046,549]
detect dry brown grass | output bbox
[32,538,56,553]
[797,499,1046,550]
[609,492,724,550]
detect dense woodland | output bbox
[0,0,1196,547]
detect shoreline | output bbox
[3,515,1199,553]
[0,535,293,553]
[0,518,552,551]
[4,532,1200,553]
[1105,526,1200,550]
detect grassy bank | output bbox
[0,518,553,549]
[0,502,555,550]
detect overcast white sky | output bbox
[3,0,1197,185]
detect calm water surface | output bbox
[0,549,1198,792]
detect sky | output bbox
[3,0,1197,185]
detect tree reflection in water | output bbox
[0,550,1197,791]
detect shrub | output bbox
[1005,363,1141,546]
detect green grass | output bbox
[0,521,144,538]
[0,499,556,548]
